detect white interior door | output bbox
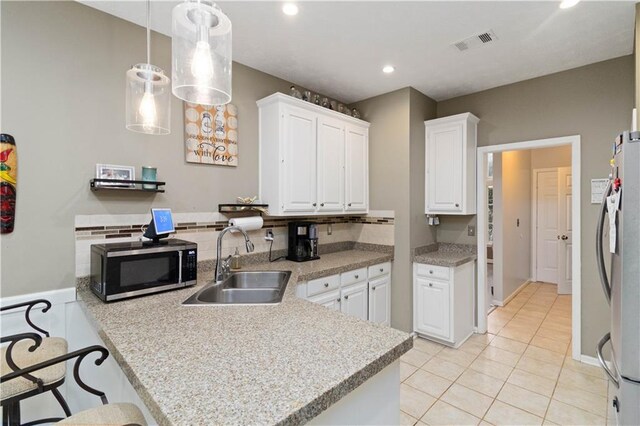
[536,170,559,284]
[557,167,573,294]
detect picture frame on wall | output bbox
[95,163,135,187]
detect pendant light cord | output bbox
[146,0,151,65]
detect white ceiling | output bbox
[79,1,636,103]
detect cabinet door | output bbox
[369,275,390,326]
[341,281,368,321]
[308,289,341,312]
[317,116,345,212]
[345,125,368,212]
[426,123,463,213]
[282,106,317,213]
[414,276,450,340]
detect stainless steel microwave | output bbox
[90,239,197,302]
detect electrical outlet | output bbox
[327,224,333,235]
[467,225,476,236]
[265,229,274,241]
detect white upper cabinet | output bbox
[258,93,369,216]
[425,113,479,215]
[345,125,369,213]
[283,106,317,213]
[317,116,345,213]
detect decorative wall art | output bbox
[184,103,238,166]
[0,134,17,234]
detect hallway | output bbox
[399,282,610,425]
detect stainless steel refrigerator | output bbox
[596,130,640,426]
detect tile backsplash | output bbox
[74,211,394,277]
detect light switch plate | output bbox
[467,225,476,236]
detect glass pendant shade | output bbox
[126,64,171,135]
[172,0,232,106]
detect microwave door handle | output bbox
[178,251,183,284]
[596,181,612,305]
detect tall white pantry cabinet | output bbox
[424,113,479,215]
[257,93,370,216]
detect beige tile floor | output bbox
[400,282,611,426]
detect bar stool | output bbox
[2,333,147,426]
[1,300,71,424]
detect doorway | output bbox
[476,135,581,360]
[532,167,573,294]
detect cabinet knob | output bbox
[355,274,359,279]
[313,203,317,207]
[337,298,341,303]
[455,203,460,207]
[380,268,384,272]
[321,203,325,207]
[372,286,376,291]
[428,283,433,287]
[429,270,434,274]
[348,203,352,206]
[324,282,329,288]
[345,295,349,300]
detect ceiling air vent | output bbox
[453,30,498,52]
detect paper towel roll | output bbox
[228,216,263,232]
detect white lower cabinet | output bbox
[308,289,341,312]
[368,275,391,326]
[413,261,474,347]
[299,262,391,325]
[414,277,450,340]
[341,281,368,320]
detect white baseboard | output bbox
[500,279,532,306]
[1,287,76,309]
[580,354,612,370]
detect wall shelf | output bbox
[90,178,165,193]
[218,203,268,214]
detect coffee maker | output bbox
[287,222,319,262]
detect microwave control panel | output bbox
[183,249,198,282]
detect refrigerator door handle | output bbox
[597,332,619,388]
[596,181,613,305]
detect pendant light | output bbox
[126,0,171,135]
[172,0,232,106]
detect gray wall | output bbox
[437,55,634,356]
[409,88,438,250]
[0,1,342,297]
[497,150,532,303]
[351,87,437,332]
[531,145,572,169]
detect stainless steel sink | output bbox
[183,271,291,305]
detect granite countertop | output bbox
[413,243,477,267]
[77,250,412,426]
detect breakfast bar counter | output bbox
[77,250,411,425]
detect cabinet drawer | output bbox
[416,263,450,281]
[341,267,367,286]
[307,274,340,297]
[368,262,391,279]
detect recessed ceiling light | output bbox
[282,3,298,16]
[382,65,395,74]
[559,0,580,9]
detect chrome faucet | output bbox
[215,225,255,282]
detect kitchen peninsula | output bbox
[78,249,411,425]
